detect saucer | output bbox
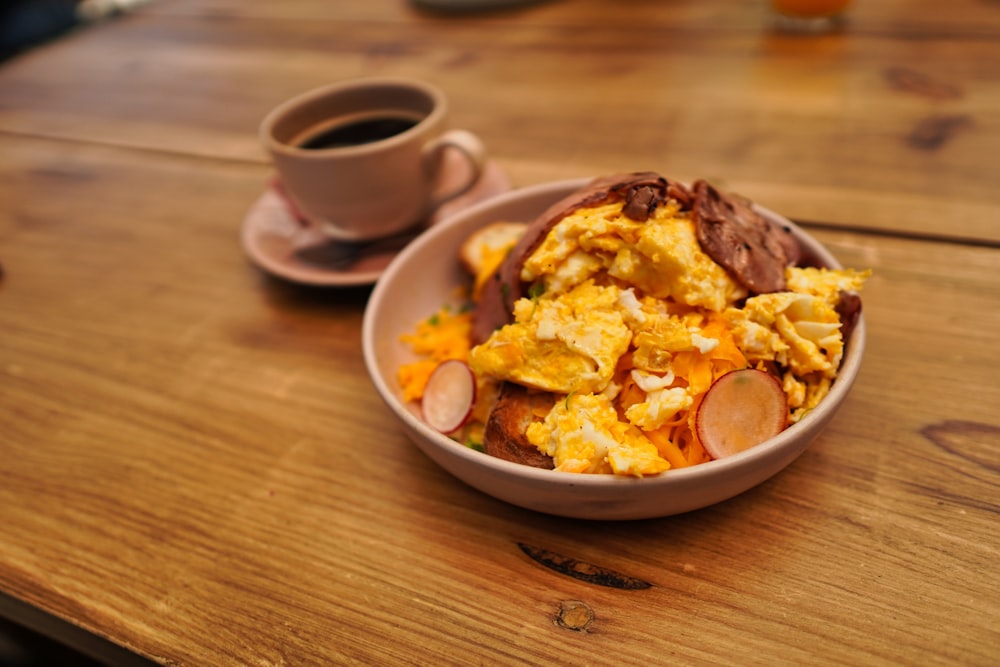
[240,159,512,287]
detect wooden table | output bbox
[1,1,998,664]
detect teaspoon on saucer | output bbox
[275,178,427,270]
[292,225,426,270]
[241,161,511,287]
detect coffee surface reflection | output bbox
[297,114,419,150]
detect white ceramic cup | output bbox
[260,77,487,241]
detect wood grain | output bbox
[0,1,998,665]
[1,1,998,242]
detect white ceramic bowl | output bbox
[362,179,865,520]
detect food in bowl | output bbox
[396,172,868,478]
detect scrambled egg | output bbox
[724,267,870,418]
[526,393,669,475]
[521,201,746,310]
[469,281,631,395]
[466,200,867,475]
[403,198,869,476]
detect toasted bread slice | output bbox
[460,221,526,302]
[459,221,527,277]
[483,382,555,469]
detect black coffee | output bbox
[297,114,420,150]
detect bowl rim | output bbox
[363,178,866,488]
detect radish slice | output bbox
[422,360,477,434]
[695,368,788,459]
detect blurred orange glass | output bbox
[770,0,851,31]
[771,0,851,17]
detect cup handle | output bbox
[423,129,488,211]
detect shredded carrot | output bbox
[400,307,473,361]
[617,375,646,414]
[398,360,438,403]
[681,394,712,465]
[671,315,747,396]
[682,426,710,466]
[645,427,689,469]
[398,306,473,401]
